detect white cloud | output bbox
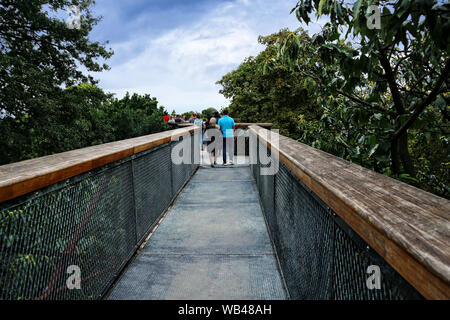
[95,0,327,114]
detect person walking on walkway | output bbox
[193,114,204,150]
[204,117,220,166]
[212,111,221,123]
[218,110,235,166]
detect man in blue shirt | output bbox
[218,109,235,165]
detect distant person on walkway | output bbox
[210,111,221,156]
[163,112,170,123]
[189,115,195,123]
[218,109,235,165]
[174,115,183,123]
[193,114,203,127]
[193,114,204,149]
[204,117,220,166]
[212,111,221,124]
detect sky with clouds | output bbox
[88,0,326,114]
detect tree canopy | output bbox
[0,86,169,165]
[0,1,169,165]
[284,0,449,178]
[0,0,113,117]
[217,1,449,198]
[217,29,322,136]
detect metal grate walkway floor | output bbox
[107,166,287,300]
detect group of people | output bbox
[201,110,235,167]
[163,113,185,124]
[164,110,236,166]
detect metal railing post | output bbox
[130,157,139,246]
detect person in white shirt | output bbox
[193,114,204,150]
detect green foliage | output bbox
[281,0,449,198]
[0,86,170,165]
[0,0,113,117]
[296,99,449,197]
[182,111,196,119]
[218,2,449,198]
[217,29,322,137]
[107,92,169,141]
[201,107,219,118]
[0,1,170,166]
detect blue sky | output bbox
[87,0,326,114]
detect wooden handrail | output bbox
[249,125,450,300]
[0,127,200,203]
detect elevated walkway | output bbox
[107,166,287,300]
[1,125,447,300]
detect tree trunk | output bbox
[390,125,415,176]
[390,137,401,175]
[398,130,416,176]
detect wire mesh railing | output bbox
[0,123,447,300]
[250,129,426,300]
[0,132,199,300]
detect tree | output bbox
[0,0,113,117]
[108,92,168,141]
[201,107,218,118]
[0,87,170,165]
[182,111,196,119]
[217,29,322,136]
[282,0,449,178]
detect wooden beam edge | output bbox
[0,127,197,203]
